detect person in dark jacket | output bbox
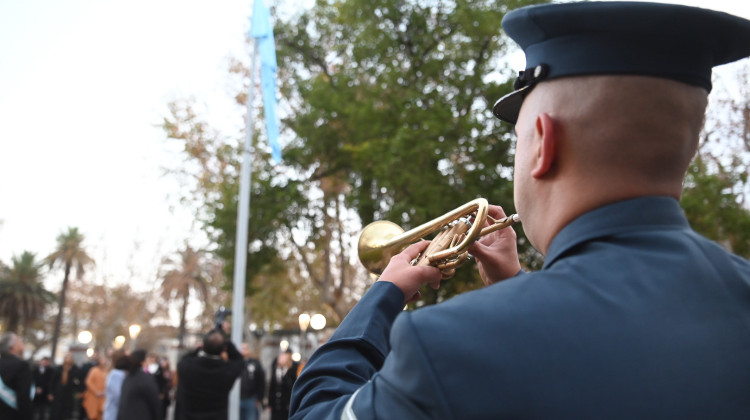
[32,356,54,420]
[239,343,265,420]
[268,350,297,420]
[174,329,244,420]
[0,332,32,420]
[152,357,173,420]
[117,350,159,420]
[51,353,83,420]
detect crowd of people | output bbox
[0,330,300,420]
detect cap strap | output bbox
[513,64,550,90]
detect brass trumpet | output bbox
[357,198,520,279]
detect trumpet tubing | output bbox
[357,198,520,279]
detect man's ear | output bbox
[531,112,557,178]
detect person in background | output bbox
[239,343,265,420]
[32,356,54,420]
[103,350,128,420]
[174,329,244,420]
[152,357,173,420]
[83,355,107,420]
[289,2,750,419]
[268,350,297,420]
[0,332,32,420]
[77,354,99,420]
[51,353,82,420]
[117,350,159,420]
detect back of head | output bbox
[0,333,16,356]
[530,75,708,190]
[202,329,226,356]
[112,350,129,370]
[128,349,147,373]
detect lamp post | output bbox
[129,324,141,350]
[298,313,310,359]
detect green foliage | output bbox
[162,99,314,326]
[681,64,750,259]
[275,0,547,303]
[682,156,750,258]
[0,251,55,334]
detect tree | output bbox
[159,245,218,348]
[272,0,548,304]
[45,227,94,362]
[163,0,550,326]
[681,64,750,258]
[66,281,170,354]
[0,251,55,335]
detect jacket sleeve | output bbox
[347,312,452,420]
[290,281,446,420]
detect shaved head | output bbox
[527,75,708,186]
[513,75,708,252]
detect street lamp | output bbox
[77,330,93,345]
[310,314,326,331]
[299,313,310,359]
[129,324,141,350]
[113,335,126,350]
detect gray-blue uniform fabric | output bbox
[290,197,750,419]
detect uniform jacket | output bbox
[290,196,750,419]
[174,342,244,420]
[0,353,32,420]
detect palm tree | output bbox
[159,245,213,349]
[0,251,56,335]
[45,227,94,362]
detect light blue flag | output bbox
[249,0,281,163]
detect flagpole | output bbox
[229,34,259,420]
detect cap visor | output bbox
[492,85,530,124]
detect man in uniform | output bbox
[289,2,750,419]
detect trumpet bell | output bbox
[358,221,406,275]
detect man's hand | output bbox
[469,205,522,285]
[377,241,442,305]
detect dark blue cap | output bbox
[493,1,750,123]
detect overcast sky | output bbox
[1,0,749,291]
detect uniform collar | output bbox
[543,196,690,269]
